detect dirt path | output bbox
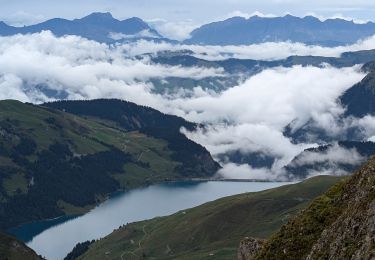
[119,224,148,260]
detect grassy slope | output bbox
[254,157,375,260]
[0,100,179,193]
[0,100,203,229]
[79,176,341,260]
[0,233,41,260]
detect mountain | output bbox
[43,99,220,177]
[340,61,375,117]
[185,15,375,46]
[251,155,375,259]
[0,99,219,229]
[149,49,375,94]
[0,12,168,43]
[283,61,375,144]
[0,232,42,260]
[66,175,341,259]
[152,49,375,74]
[283,141,375,180]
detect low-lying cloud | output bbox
[0,31,224,103]
[0,32,374,180]
[117,35,375,61]
[291,143,365,167]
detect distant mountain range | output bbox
[185,15,375,46]
[0,12,171,43]
[2,13,375,46]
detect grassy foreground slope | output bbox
[77,176,341,260]
[0,232,41,260]
[254,157,375,260]
[0,100,219,229]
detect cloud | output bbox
[217,163,283,180]
[146,18,199,41]
[290,143,365,167]
[287,143,367,178]
[220,10,277,20]
[0,11,45,26]
[114,35,375,61]
[177,66,364,178]
[304,12,370,24]
[0,31,224,103]
[108,30,160,40]
[0,32,371,180]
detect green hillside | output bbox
[254,157,375,260]
[76,176,341,260]
[0,100,219,229]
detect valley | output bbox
[71,176,341,260]
[0,99,219,230]
[1,5,375,260]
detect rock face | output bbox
[238,237,265,260]
[305,166,375,259]
[250,156,375,259]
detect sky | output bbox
[1,0,375,26]
[2,0,375,40]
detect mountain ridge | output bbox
[185,15,375,46]
[0,12,166,43]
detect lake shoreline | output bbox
[16,181,290,259]
[7,178,291,243]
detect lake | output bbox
[10,181,291,259]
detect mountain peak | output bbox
[0,21,9,27]
[303,15,321,22]
[80,12,114,21]
[283,14,299,20]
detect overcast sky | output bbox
[1,0,375,26]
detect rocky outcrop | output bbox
[240,156,375,259]
[306,162,375,259]
[238,237,265,260]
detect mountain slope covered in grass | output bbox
[0,99,219,229]
[44,99,220,177]
[253,156,375,259]
[73,176,341,260]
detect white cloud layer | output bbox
[291,143,365,167]
[0,32,373,180]
[115,35,375,61]
[147,18,199,41]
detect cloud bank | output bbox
[0,32,374,180]
[112,35,375,61]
